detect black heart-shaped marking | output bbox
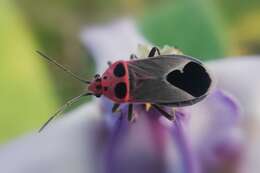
[166,62,211,97]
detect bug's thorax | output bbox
[88,60,130,103]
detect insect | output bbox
[37,47,212,132]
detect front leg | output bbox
[148,47,161,57]
[128,104,133,121]
[112,103,120,112]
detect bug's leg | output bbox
[107,61,112,66]
[148,47,161,57]
[151,104,174,120]
[112,103,120,113]
[128,104,133,121]
[130,54,138,60]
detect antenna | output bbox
[39,92,92,132]
[36,50,91,84]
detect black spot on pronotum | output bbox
[166,62,211,97]
[114,82,127,99]
[113,63,126,77]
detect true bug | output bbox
[37,47,212,132]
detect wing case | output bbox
[127,55,212,106]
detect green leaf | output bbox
[0,1,58,142]
[139,0,228,60]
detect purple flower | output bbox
[1,18,260,173]
[82,19,243,173]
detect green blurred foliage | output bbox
[216,0,260,25]
[215,0,260,55]
[0,0,58,142]
[16,0,96,102]
[140,0,228,60]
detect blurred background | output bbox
[0,0,260,143]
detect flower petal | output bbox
[207,57,260,120]
[81,18,149,73]
[207,57,260,173]
[207,57,260,172]
[185,90,243,172]
[103,105,187,173]
[0,101,104,173]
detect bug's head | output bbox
[88,74,103,97]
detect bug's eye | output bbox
[114,82,127,99]
[113,63,126,77]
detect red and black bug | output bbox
[37,47,212,132]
